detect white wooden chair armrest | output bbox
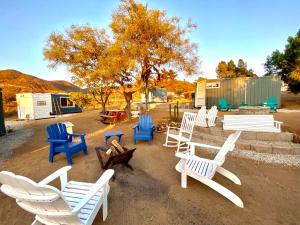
[175,152,222,166]
[274,120,283,124]
[186,142,222,151]
[72,169,114,214]
[38,166,72,188]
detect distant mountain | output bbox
[0,69,83,98]
[51,80,83,93]
[156,79,195,93]
[0,69,85,115]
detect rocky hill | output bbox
[156,79,195,93]
[0,69,83,115]
[0,69,81,94]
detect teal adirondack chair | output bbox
[218,98,232,111]
[265,97,278,112]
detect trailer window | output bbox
[37,101,46,106]
[60,97,75,108]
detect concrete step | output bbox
[191,129,300,155]
[193,126,294,142]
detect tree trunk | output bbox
[145,80,149,112]
[124,91,132,122]
[126,99,131,122]
[101,102,106,114]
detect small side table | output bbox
[104,131,124,145]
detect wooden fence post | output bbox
[0,88,6,136]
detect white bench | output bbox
[223,115,283,133]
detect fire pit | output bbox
[238,106,270,115]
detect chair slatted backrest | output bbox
[207,106,218,127]
[180,112,197,134]
[0,171,81,224]
[0,171,60,201]
[267,97,278,105]
[213,131,241,165]
[195,106,207,127]
[139,114,153,131]
[47,123,68,140]
[218,98,228,108]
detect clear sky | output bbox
[1,0,299,81]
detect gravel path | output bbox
[231,150,300,167]
[5,120,34,130]
[0,128,34,162]
[197,145,300,167]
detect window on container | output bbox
[60,97,75,107]
[37,101,46,106]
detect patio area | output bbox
[0,107,300,225]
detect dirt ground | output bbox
[0,105,300,225]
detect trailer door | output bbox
[18,95,33,119]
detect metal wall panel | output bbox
[204,76,281,108]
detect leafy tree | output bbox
[98,43,138,121]
[264,29,300,93]
[44,25,114,113]
[216,61,228,78]
[110,0,199,110]
[216,59,256,78]
[216,60,236,78]
[237,59,247,76]
[70,92,92,109]
[154,69,176,86]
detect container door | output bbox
[195,80,206,107]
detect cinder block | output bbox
[191,132,204,140]
[193,126,208,133]
[210,135,226,143]
[256,132,275,141]
[274,132,293,142]
[241,132,257,140]
[236,141,251,150]
[291,143,300,155]
[209,127,222,136]
[215,119,223,127]
[272,142,293,154]
[222,130,234,137]
[251,143,272,153]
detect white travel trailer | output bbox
[16,93,53,119]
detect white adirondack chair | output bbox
[194,106,207,127]
[0,166,114,225]
[163,112,197,152]
[207,105,218,127]
[175,131,244,208]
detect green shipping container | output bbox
[197,76,282,108]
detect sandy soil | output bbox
[0,107,300,225]
[281,92,300,109]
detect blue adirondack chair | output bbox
[265,97,278,112]
[46,123,87,165]
[218,98,232,111]
[133,114,155,144]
